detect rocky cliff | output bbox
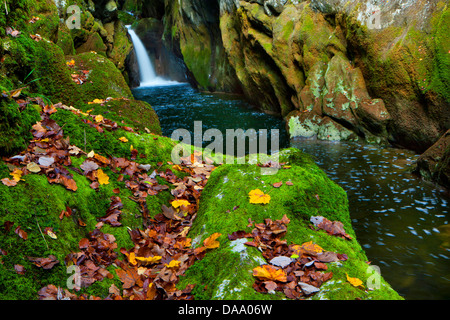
[130,0,449,154]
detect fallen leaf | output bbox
[253,265,287,282]
[135,256,162,265]
[171,199,190,209]
[80,160,98,173]
[38,156,55,167]
[249,189,271,204]
[14,226,28,240]
[119,137,129,143]
[273,182,283,188]
[26,162,41,173]
[269,256,293,268]
[14,265,26,275]
[11,168,23,181]
[346,273,364,288]
[203,233,221,250]
[28,255,59,270]
[165,260,181,269]
[95,115,104,123]
[1,178,18,187]
[96,169,109,185]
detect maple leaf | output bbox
[253,265,287,282]
[203,233,221,249]
[346,273,364,288]
[96,169,110,185]
[66,59,75,67]
[249,189,271,204]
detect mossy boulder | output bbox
[0,107,175,300]
[178,149,402,300]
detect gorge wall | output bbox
[125,0,449,187]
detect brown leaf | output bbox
[14,226,28,240]
[14,264,26,275]
[28,255,59,269]
[273,182,283,188]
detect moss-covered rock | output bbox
[0,107,174,300]
[178,149,402,300]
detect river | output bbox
[132,83,450,300]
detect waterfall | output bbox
[126,25,179,87]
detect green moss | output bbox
[0,98,41,157]
[429,6,450,102]
[181,39,212,90]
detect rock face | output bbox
[135,0,448,150]
[414,130,450,189]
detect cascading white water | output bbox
[126,25,179,87]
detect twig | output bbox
[5,1,8,15]
[34,214,49,250]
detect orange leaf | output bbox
[203,233,221,249]
[119,137,129,143]
[248,189,271,204]
[94,153,110,165]
[253,265,287,282]
[346,273,364,287]
[1,178,18,187]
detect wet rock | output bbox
[414,130,450,189]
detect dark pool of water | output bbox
[132,83,289,154]
[291,139,450,300]
[133,84,449,300]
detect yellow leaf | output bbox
[96,169,110,185]
[95,114,104,123]
[253,265,287,282]
[172,199,190,208]
[46,230,57,239]
[248,189,271,204]
[165,260,181,269]
[135,256,162,265]
[299,241,323,255]
[88,98,105,105]
[66,59,75,67]
[26,162,41,173]
[119,137,129,143]
[346,273,364,288]
[11,168,23,182]
[203,233,221,249]
[87,150,95,158]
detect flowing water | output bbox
[127,26,449,300]
[133,84,450,299]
